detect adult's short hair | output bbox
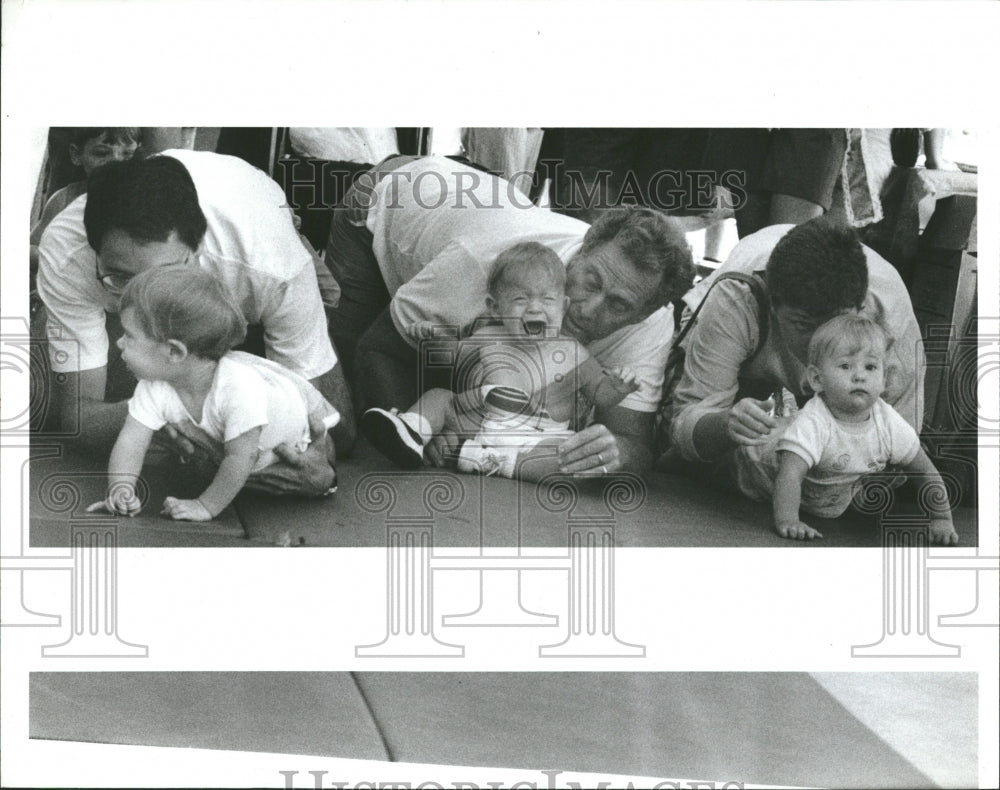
[766,217,868,316]
[120,265,247,361]
[84,155,208,252]
[579,206,695,308]
[67,127,141,148]
[488,241,566,297]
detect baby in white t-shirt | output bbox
[772,313,958,544]
[90,265,338,522]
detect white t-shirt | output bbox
[368,155,672,413]
[128,352,313,473]
[289,128,398,164]
[777,395,921,518]
[586,306,674,413]
[37,149,337,380]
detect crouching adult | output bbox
[37,150,355,495]
[667,218,924,499]
[324,155,695,480]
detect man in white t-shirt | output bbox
[37,150,355,490]
[324,155,695,478]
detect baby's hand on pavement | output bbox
[86,483,142,517]
[161,497,213,522]
[774,519,823,541]
[929,518,959,546]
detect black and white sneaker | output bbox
[361,408,425,469]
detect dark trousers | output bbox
[323,204,391,380]
[555,128,771,234]
[276,157,371,252]
[324,200,457,412]
[355,308,457,413]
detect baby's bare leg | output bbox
[410,388,455,436]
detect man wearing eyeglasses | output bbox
[36,150,355,495]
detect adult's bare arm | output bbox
[52,366,127,453]
[671,279,761,462]
[514,405,656,483]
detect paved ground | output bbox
[30,671,976,787]
[28,439,979,548]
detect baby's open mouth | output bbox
[524,320,547,335]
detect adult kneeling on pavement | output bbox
[37,149,355,496]
[325,155,695,481]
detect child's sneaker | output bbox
[361,408,426,469]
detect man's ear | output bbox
[166,339,189,361]
[805,364,823,394]
[68,144,83,167]
[485,294,498,316]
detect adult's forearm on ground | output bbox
[614,431,654,474]
[513,426,652,483]
[597,406,656,474]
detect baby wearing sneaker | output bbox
[362,241,638,477]
[771,313,958,544]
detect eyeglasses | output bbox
[97,271,131,294]
[96,253,193,295]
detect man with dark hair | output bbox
[83,156,208,252]
[669,218,923,485]
[37,149,354,494]
[325,155,694,476]
[765,221,869,317]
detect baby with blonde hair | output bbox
[772,313,957,544]
[90,265,338,521]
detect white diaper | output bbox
[457,405,572,478]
